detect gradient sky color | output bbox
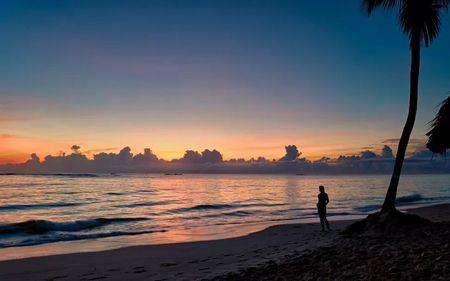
[1,0,450,163]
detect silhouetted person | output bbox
[317,185,331,232]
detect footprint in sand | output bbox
[47,275,68,280]
[106,269,120,272]
[88,276,108,280]
[160,262,177,267]
[133,266,145,270]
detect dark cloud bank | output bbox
[0,145,448,175]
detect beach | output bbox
[0,203,448,281]
[2,0,450,280]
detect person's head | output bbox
[319,185,325,193]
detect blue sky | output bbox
[1,0,450,162]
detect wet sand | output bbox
[0,204,448,281]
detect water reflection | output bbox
[0,174,449,254]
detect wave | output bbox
[201,210,255,219]
[222,210,253,217]
[138,189,156,193]
[0,202,83,211]
[171,202,288,213]
[204,211,357,227]
[354,204,380,213]
[116,200,175,208]
[37,173,100,178]
[172,204,234,213]
[354,193,434,213]
[0,229,165,248]
[105,192,127,196]
[47,191,80,195]
[188,204,234,210]
[242,203,288,208]
[0,217,148,235]
[396,193,424,203]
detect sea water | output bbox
[0,173,449,259]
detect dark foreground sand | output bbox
[0,204,449,281]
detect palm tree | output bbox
[426,96,450,154]
[363,0,449,213]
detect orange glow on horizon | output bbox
[0,125,421,165]
[0,138,384,165]
[0,152,29,164]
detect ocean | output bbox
[0,173,449,259]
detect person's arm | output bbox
[325,194,329,205]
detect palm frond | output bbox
[363,0,400,14]
[363,0,449,48]
[426,96,450,154]
[400,0,442,47]
[434,0,450,9]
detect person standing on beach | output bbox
[317,185,331,232]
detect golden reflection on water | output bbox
[0,174,449,259]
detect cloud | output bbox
[360,150,377,159]
[0,143,449,174]
[409,149,434,160]
[132,148,159,166]
[201,149,223,163]
[84,147,118,154]
[279,145,301,162]
[180,149,223,164]
[180,150,203,163]
[29,153,40,162]
[71,145,81,153]
[336,146,395,162]
[360,146,375,150]
[381,145,394,159]
[382,138,425,145]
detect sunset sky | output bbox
[1,0,450,164]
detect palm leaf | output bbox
[363,0,401,14]
[363,0,449,48]
[426,96,450,154]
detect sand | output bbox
[0,204,448,281]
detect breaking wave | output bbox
[0,202,83,211]
[354,193,444,213]
[0,230,165,248]
[0,217,148,235]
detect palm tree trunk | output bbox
[381,33,421,213]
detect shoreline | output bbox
[0,203,448,281]
[0,201,440,262]
[0,214,365,261]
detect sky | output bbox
[1,0,450,164]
